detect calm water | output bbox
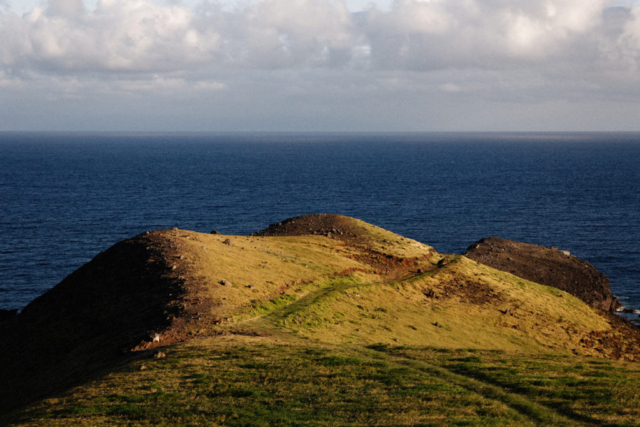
[1,132,639,316]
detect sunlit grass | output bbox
[13,337,640,426]
[13,339,530,426]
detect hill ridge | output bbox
[2,214,640,420]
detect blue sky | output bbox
[1,0,640,132]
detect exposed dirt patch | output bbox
[464,237,620,312]
[348,251,433,278]
[423,278,504,305]
[579,313,640,361]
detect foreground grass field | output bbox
[12,336,640,426]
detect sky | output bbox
[1,0,640,132]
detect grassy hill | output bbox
[3,214,640,425]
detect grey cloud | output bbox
[48,0,85,16]
[0,1,222,74]
[2,0,640,132]
[1,0,639,75]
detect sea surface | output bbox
[1,132,639,320]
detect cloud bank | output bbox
[1,0,640,131]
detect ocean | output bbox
[1,132,639,320]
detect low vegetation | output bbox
[13,337,640,426]
[2,214,640,425]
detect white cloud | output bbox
[1,0,640,131]
[0,0,630,75]
[224,0,359,67]
[0,0,221,73]
[363,0,617,68]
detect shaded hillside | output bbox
[464,237,620,312]
[0,231,191,412]
[3,214,640,424]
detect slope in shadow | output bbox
[0,231,185,414]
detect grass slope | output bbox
[12,336,640,426]
[3,215,640,425]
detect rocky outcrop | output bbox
[464,237,620,313]
[251,214,367,242]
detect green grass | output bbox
[10,338,640,426]
[376,346,640,426]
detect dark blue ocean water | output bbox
[1,132,639,317]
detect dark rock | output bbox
[423,289,436,298]
[464,237,621,312]
[210,230,221,235]
[0,309,18,323]
[437,258,449,268]
[249,214,368,245]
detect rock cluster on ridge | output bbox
[464,237,621,313]
[251,213,368,241]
